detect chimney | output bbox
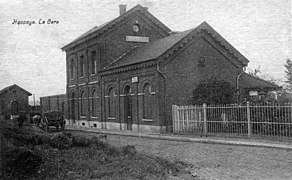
[119,4,127,16]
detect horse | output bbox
[32,115,48,131]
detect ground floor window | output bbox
[80,91,86,117]
[91,90,98,117]
[108,87,115,118]
[142,83,154,119]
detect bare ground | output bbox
[71,131,292,180]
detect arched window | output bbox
[70,59,75,78]
[142,83,153,119]
[108,87,115,117]
[91,90,98,117]
[79,55,85,77]
[70,92,75,119]
[91,51,96,74]
[80,91,85,116]
[11,101,19,115]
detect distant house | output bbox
[239,73,281,101]
[60,4,281,132]
[40,94,67,117]
[0,84,32,117]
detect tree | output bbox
[191,78,236,105]
[284,58,292,85]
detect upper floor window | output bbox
[80,55,85,77]
[91,51,96,75]
[70,59,75,79]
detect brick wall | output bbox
[162,33,244,127]
[0,86,30,116]
[40,94,68,118]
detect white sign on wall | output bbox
[249,91,258,96]
[126,36,149,42]
[132,76,138,83]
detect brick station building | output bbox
[61,4,279,132]
[0,84,32,117]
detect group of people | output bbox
[15,112,47,130]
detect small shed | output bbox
[0,84,32,117]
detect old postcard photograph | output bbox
[0,0,291,179]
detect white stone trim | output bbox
[151,92,156,95]
[68,85,76,88]
[138,93,145,96]
[78,83,86,86]
[142,118,153,122]
[89,96,100,99]
[120,94,126,97]
[89,80,99,84]
[107,117,116,120]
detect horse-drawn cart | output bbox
[44,110,65,131]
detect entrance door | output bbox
[124,86,132,130]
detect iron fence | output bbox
[172,102,292,140]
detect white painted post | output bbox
[247,101,251,138]
[186,106,189,132]
[203,103,207,136]
[172,105,175,133]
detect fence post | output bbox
[203,103,207,136]
[247,101,251,138]
[172,105,175,133]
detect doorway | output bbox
[124,85,132,130]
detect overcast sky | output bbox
[0,0,291,101]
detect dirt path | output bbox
[102,134,292,180]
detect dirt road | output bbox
[92,133,292,180]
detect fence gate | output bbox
[172,105,204,135]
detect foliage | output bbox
[284,58,292,85]
[0,121,189,180]
[191,78,236,105]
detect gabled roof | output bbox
[102,29,193,70]
[240,73,281,90]
[0,84,32,96]
[102,21,249,72]
[61,4,171,51]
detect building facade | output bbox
[40,94,68,117]
[0,84,32,117]
[61,4,279,132]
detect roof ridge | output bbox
[0,84,32,96]
[61,4,171,51]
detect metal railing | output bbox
[172,102,292,140]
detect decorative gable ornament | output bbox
[198,57,206,67]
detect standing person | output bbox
[18,111,26,129]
